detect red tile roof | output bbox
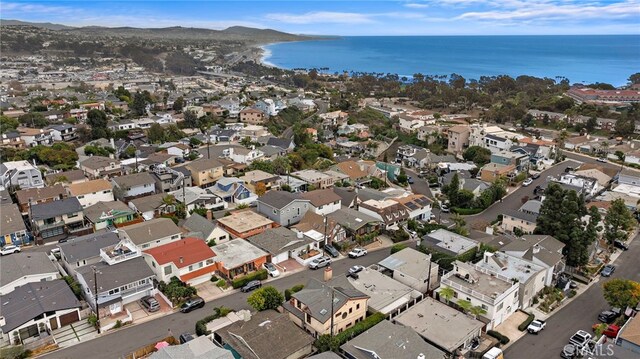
[144,237,215,268]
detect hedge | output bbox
[285,284,306,301]
[452,207,484,215]
[314,312,386,352]
[231,269,268,289]
[195,307,232,336]
[487,330,510,345]
[517,311,535,331]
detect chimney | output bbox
[323,266,333,282]
[179,256,184,264]
[206,209,213,221]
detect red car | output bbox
[593,324,620,338]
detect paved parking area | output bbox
[125,293,173,322]
[275,259,303,274]
[495,310,529,348]
[194,281,225,302]
[52,321,98,348]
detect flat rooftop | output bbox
[475,252,545,284]
[422,229,479,256]
[394,297,484,353]
[217,211,274,233]
[443,261,515,301]
[211,239,268,270]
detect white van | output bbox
[483,348,504,359]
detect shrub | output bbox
[390,243,407,254]
[63,276,82,299]
[195,306,232,336]
[210,275,219,282]
[532,296,539,305]
[231,269,268,289]
[451,207,484,215]
[284,289,293,301]
[568,289,577,298]
[207,239,216,247]
[517,311,535,331]
[487,330,510,345]
[314,312,386,352]
[291,284,304,293]
[87,313,98,327]
[216,279,227,288]
[114,320,122,329]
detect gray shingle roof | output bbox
[503,209,538,223]
[58,231,120,263]
[84,201,134,223]
[181,213,216,240]
[0,280,80,332]
[129,193,166,213]
[327,207,381,231]
[257,190,306,210]
[1,203,26,235]
[76,257,154,295]
[112,172,155,189]
[290,278,367,324]
[31,197,82,221]
[118,218,181,246]
[246,227,314,255]
[0,252,58,289]
[340,320,446,359]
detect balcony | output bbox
[100,241,141,265]
[37,220,65,231]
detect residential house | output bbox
[1,160,45,189]
[240,170,281,192]
[1,204,28,246]
[556,173,600,198]
[150,336,234,359]
[46,124,77,142]
[237,124,271,142]
[15,184,66,214]
[378,248,439,293]
[0,131,26,149]
[83,201,137,232]
[292,169,334,190]
[265,138,295,153]
[143,237,217,285]
[17,127,53,147]
[564,136,590,151]
[181,213,230,244]
[111,172,156,201]
[30,197,92,242]
[210,239,269,279]
[166,144,191,158]
[278,175,307,193]
[216,210,276,239]
[79,156,122,180]
[291,211,347,246]
[447,125,470,154]
[437,260,520,330]
[76,256,155,331]
[239,108,266,124]
[501,207,538,235]
[358,199,409,230]
[617,315,640,354]
[396,144,423,164]
[247,227,318,265]
[480,163,516,182]
[260,145,288,161]
[393,297,484,355]
[392,194,432,222]
[501,235,566,286]
[67,179,114,208]
[213,310,314,359]
[256,191,311,226]
[340,320,446,359]
[209,177,258,206]
[421,229,479,257]
[326,207,381,239]
[228,147,264,165]
[491,150,529,173]
[283,278,369,338]
[0,280,81,344]
[330,270,422,317]
[118,218,182,250]
[300,189,342,216]
[170,186,226,216]
[331,161,369,184]
[58,231,120,277]
[185,158,224,188]
[150,165,190,193]
[128,193,176,220]
[0,253,59,295]
[45,169,87,186]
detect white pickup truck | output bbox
[527,319,546,334]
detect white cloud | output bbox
[265,11,375,25]
[1,2,78,15]
[404,3,430,8]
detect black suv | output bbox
[241,280,262,293]
[614,240,629,250]
[598,308,621,323]
[180,297,205,313]
[179,332,194,344]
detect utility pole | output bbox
[323,215,328,246]
[329,286,335,337]
[92,266,101,334]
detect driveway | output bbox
[194,281,226,302]
[52,321,98,348]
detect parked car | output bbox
[323,244,340,258]
[598,308,621,323]
[565,166,575,173]
[527,319,546,334]
[309,256,331,270]
[180,297,205,313]
[348,248,367,258]
[532,172,541,179]
[140,295,160,312]
[348,265,365,275]
[597,157,607,163]
[440,203,450,213]
[0,244,21,256]
[522,178,533,186]
[179,332,194,344]
[592,324,620,338]
[601,264,616,277]
[408,176,414,184]
[613,240,629,251]
[569,330,592,348]
[241,280,262,293]
[263,262,280,277]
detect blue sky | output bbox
[1,1,639,35]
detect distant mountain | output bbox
[0,19,311,43]
[0,19,74,30]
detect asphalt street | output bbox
[43,248,393,359]
[506,232,640,359]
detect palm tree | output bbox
[469,305,487,319]
[439,287,455,304]
[457,299,472,313]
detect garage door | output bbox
[58,311,80,327]
[272,252,289,264]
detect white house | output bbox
[0,160,45,190]
[300,189,342,216]
[117,218,183,250]
[166,144,191,158]
[228,147,264,165]
[0,253,59,295]
[111,172,156,200]
[438,260,520,330]
[67,179,114,208]
[143,237,217,286]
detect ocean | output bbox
[262,35,640,86]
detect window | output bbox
[497,302,504,310]
[305,313,311,324]
[481,304,488,310]
[164,266,172,275]
[171,235,179,240]
[349,308,352,314]
[142,244,150,249]
[273,209,277,214]
[138,279,146,286]
[189,265,194,271]
[103,190,111,194]
[199,262,204,268]
[152,261,156,268]
[356,303,360,310]
[453,291,458,298]
[68,213,78,218]
[342,312,347,319]
[206,259,214,265]
[78,195,84,199]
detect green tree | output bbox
[457,299,472,312]
[585,116,598,133]
[189,137,202,147]
[18,112,48,128]
[390,243,407,254]
[183,110,199,129]
[469,305,487,318]
[87,109,109,139]
[602,279,640,309]
[463,146,492,166]
[131,91,148,116]
[443,172,460,202]
[615,114,636,137]
[439,287,455,304]
[173,96,184,112]
[615,150,625,162]
[164,125,186,142]
[147,123,165,143]
[0,115,19,133]
[314,335,341,352]
[603,198,635,245]
[240,136,253,148]
[247,286,284,311]
[396,167,408,185]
